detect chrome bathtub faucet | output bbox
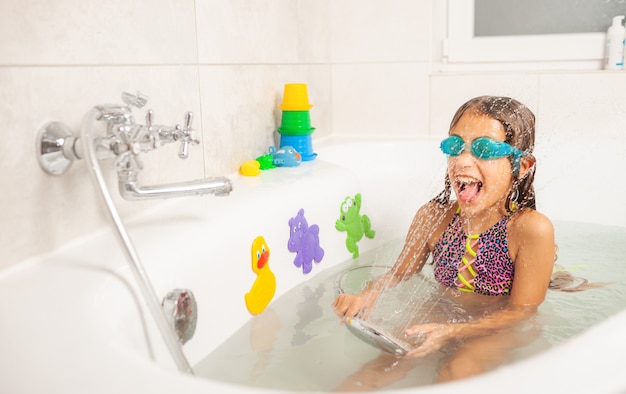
[36,91,233,200]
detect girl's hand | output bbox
[332,293,366,318]
[404,323,454,358]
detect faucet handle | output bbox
[145,109,154,128]
[177,111,199,159]
[121,91,149,109]
[184,111,193,129]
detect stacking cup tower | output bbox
[277,83,317,161]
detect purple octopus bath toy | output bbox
[287,208,324,274]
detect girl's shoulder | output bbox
[508,208,554,241]
[507,209,556,291]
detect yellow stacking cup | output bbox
[279,83,313,110]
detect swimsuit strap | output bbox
[457,233,479,292]
[453,206,487,293]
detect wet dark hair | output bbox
[432,96,536,213]
[548,247,611,292]
[549,266,609,292]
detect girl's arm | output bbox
[405,210,555,357]
[332,202,450,318]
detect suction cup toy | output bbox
[245,236,276,315]
[287,208,324,274]
[335,193,376,258]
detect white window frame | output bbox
[442,0,606,68]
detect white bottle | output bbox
[605,15,625,70]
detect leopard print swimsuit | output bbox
[433,211,514,296]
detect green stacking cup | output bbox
[278,110,315,136]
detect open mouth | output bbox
[456,177,483,202]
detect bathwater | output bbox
[193,221,626,391]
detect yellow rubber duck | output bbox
[245,236,276,315]
[239,160,261,176]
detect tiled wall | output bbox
[2,0,624,270]
[0,0,431,270]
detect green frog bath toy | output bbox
[335,193,375,259]
[255,153,276,170]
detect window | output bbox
[443,0,625,68]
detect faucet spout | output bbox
[119,171,233,200]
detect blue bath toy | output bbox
[288,209,324,274]
[279,134,317,161]
[335,193,375,259]
[269,146,301,167]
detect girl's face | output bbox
[447,111,514,217]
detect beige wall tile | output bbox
[332,62,430,136]
[331,0,431,63]
[0,0,197,65]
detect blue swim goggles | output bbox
[440,135,525,175]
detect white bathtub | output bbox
[1,135,625,393]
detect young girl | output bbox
[332,96,556,384]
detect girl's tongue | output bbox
[459,181,481,202]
